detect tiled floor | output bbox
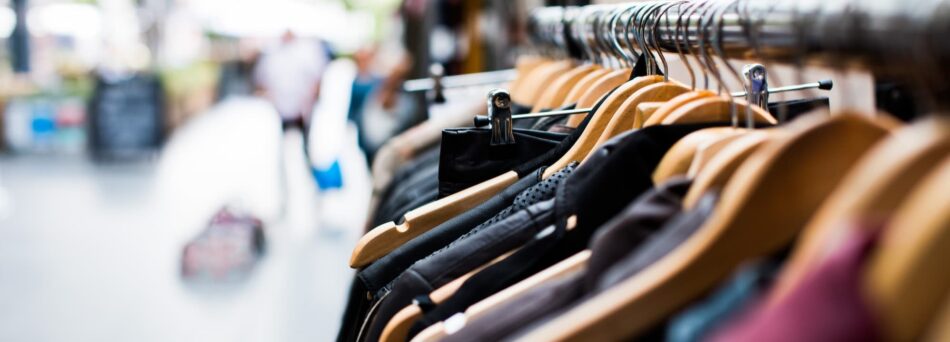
[0,97,370,341]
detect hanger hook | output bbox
[710,0,751,127]
[581,7,601,65]
[633,2,659,75]
[570,8,600,63]
[597,6,621,68]
[682,0,710,90]
[587,7,607,66]
[637,1,664,76]
[695,0,720,92]
[624,3,648,68]
[650,1,680,82]
[609,5,635,68]
[673,0,699,90]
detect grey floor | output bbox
[0,99,370,341]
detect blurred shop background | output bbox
[0,0,576,341]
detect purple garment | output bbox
[709,225,882,342]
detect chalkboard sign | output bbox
[89,72,164,160]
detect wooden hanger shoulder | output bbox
[768,117,946,307]
[530,64,600,113]
[681,130,772,208]
[864,155,950,342]
[411,251,592,342]
[349,171,519,268]
[642,90,716,127]
[566,69,631,127]
[509,57,550,99]
[592,81,691,149]
[517,61,574,106]
[562,68,611,107]
[542,75,664,179]
[688,131,752,177]
[629,83,690,129]
[661,96,777,126]
[634,102,664,128]
[517,114,891,341]
[924,295,950,342]
[652,127,747,185]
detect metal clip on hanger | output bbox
[743,64,769,109]
[743,63,768,128]
[472,79,833,127]
[487,89,516,146]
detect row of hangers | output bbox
[357,1,950,341]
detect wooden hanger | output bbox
[516,60,575,106]
[650,90,785,185]
[509,57,551,102]
[766,117,944,306]
[687,131,751,177]
[562,68,611,107]
[629,85,691,129]
[642,90,717,127]
[634,101,664,127]
[681,130,773,209]
[350,172,519,267]
[924,295,950,342]
[542,75,665,179]
[864,154,950,342]
[411,251,593,342]
[590,81,692,150]
[530,64,600,113]
[661,96,777,125]
[565,69,632,127]
[516,114,892,341]
[652,127,747,184]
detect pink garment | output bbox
[708,225,882,342]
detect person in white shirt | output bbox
[254,30,330,165]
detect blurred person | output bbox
[254,30,331,184]
[348,45,382,164]
[348,41,416,164]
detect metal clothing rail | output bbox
[529,1,950,72]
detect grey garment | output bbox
[666,259,782,342]
[441,179,694,342]
[362,199,558,342]
[597,190,720,291]
[442,270,586,342]
[582,177,693,291]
